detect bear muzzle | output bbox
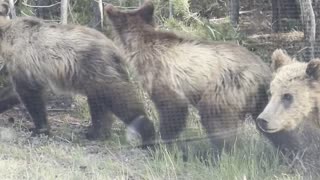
[256,118,280,133]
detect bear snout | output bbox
[256,118,269,132]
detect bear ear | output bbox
[104,4,120,17]
[0,0,9,17]
[306,59,320,80]
[137,0,154,25]
[271,49,293,72]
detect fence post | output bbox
[229,0,239,28]
[169,0,173,18]
[99,0,103,29]
[8,0,16,19]
[60,0,68,24]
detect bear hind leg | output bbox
[107,86,156,148]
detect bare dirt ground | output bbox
[0,100,155,179]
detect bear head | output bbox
[105,0,155,35]
[256,49,320,133]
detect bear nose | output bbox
[256,118,269,131]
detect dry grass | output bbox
[0,107,304,180]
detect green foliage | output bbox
[16,2,35,17]
[69,0,93,25]
[152,0,242,42]
[172,0,190,17]
[285,19,302,32]
[116,0,141,7]
[13,0,241,43]
[145,122,302,180]
[72,95,90,120]
[163,16,242,42]
[208,18,243,41]
[0,76,8,88]
[189,0,227,18]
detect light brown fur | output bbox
[256,49,320,176]
[106,1,272,153]
[257,49,320,133]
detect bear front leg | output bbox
[198,100,243,158]
[86,95,113,140]
[12,78,49,136]
[0,85,21,113]
[152,88,189,143]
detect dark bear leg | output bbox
[251,87,269,120]
[198,100,243,158]
[12,78,49,135]
[86,95,114,140]
[107,85,156,148]
[152,88,189,142]
[0,85,20,113]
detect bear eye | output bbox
[282,93,293,104]
[282,93,293,108]
[267,90,271,97]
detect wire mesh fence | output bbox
[0,0,319,178]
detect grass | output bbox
[161,15,243,43]
[4,65,301,179]
[0,109,303,180]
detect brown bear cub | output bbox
[256,49,320,176]
[105,1,271,154]
[0,0,155,147]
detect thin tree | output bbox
[314,0,320,58]
[271,0,300,32]
[8,0,16,18]
[35,0,60,20]
[60,0,68,24]
[98,0,103,29]
[229,0,239,28]
[89,0,100,30]
[169,0,173,18]
[271,0,281,32]
[299,0,316,60]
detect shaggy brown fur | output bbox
[0,0,155,146]
[105,1,272,154]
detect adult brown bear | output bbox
[0,0,155,147]
[105,1,271,154]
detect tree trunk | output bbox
[60,0,68,24]
[8,0,16,18]
[169,0,173,18]
[88,0,103,31]
[272,0,300,32]
[272,0,281,32]
[98,0,103,29]
[314,0,320,58]
[299,0,316,60]
[229,0,239,28]
[88,1,101,30]
[35,0,59,19]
